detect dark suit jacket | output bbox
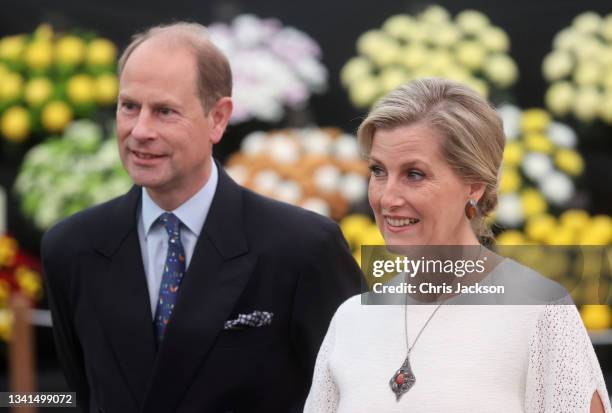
[42,162,363,413]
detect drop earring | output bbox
[465,199,477,219]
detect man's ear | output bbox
[468,182,486,203]
[208,97,233,144]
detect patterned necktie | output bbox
[154,212,186,344]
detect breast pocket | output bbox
[214,325,277,348]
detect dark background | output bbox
[1,0,611,407]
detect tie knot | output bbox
[159,212,181,238]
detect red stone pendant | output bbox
[389,354,416,401]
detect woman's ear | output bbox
[468,182,486,203]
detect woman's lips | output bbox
[383,216,420,233]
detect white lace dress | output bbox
[305,267,611,412]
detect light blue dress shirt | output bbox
[137,161,218,316]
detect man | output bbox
[42,22,362,413]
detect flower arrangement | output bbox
[542,11,612,123]
[224,128,368,220]
[0,234,42,341]
[494,105,585,228]
[13,120,132,230]
[208,15,327,124]
[341,5,518,109]
[0,24,118,145]
[339,214,384,264]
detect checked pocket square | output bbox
[224,311,274,330]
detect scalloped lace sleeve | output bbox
[304,315,339,413]
[526,303,611,412]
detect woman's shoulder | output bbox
[491,257,571,305]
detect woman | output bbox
[304,78,610,412]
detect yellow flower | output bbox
[521,109,551,133]
[0,310,13,342]
[555,148,584,176]
[573,12,602,35]
[545,81,575,116]
[521,189,548,218]
[420,5,451,24]
[581,305,611,331]
[340,214,372,249]
[349,77,382,108]
[24,77,53,107]
[67,74,95,104]
[382,15,414,40]
[380,67,408,92]
[357,30,389,57]
[456,10,490,35]
[0,236,19,267]
[525,213,557,242]
[0,280,10,306]
[560,209,591,232]
[41,100,73,133]
[524,133,554,153]
[430,24,461,48]
[503,141,524,166]
[580,215,612,245]
[370,41,401,68]
[0,71,24,102]
[496,230,527,245]
[499,167,521,193]
[55,35,86,66]
[478,27,509,53]
[24,40,53,70]
[456,40,487,70]
[542,50,573,82]
[95,73,119,105]
[546,226,575,245]
[573,86,601,122]
[15,266,41,300]
[398,43,428,70]
[340,57,373,86]
[33,24,54,41]
[86,38,117,67]
[602,14,612,42]
[573,61,602,86]
[599,91,612,124]
[0,35,26,61]
[361,224,385,246]
[484,54,518,88]
[1,106,30,142]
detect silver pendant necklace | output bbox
[389,291,443,401]
[390,245,483,401]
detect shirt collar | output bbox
[141,160,218,238]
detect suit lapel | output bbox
[142,163,252,413]
[89,186,157,409]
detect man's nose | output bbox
[131,110,156,141]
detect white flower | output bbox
[539,171,574,205]
[340,57,373,86]
[334,134,361,160]
[226,165,248,185]
[572,12,602,35]
[478,27,509,53]
[339,173,368,203]
[522,153,553,182]
[275,180,302,204]
[241,132,267,156]
[252,170,281,193]
[301,129,332,155]
[456,10,490,35]
[268,135,300,164]
[484,54,518,88]
[495,194,524,227]
[497,104,521,140]
[314,165,341,193]
[300,197,330,217]
[547,121,577,148]
[573,61,602,86]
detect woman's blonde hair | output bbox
[357,77,505,245]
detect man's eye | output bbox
[158,107,175,116]
[121,102,136,111]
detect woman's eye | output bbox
[369,165,385,177]
[408,170,425,180]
